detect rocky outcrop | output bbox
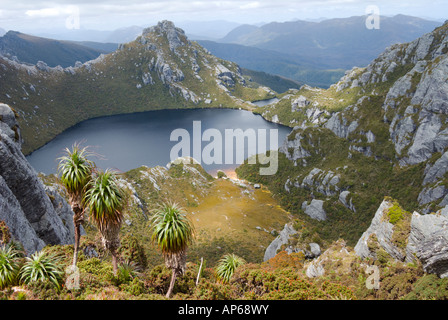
[263,224,297,261]
[279,131,311,164]
[354,200,405,261]
[305,240,354,279]
[324,113,358,139]
[301,199,327,221]
[143,20,188,54]
[0,103,74,254]
[355,198,448,278]
[406,211,448,278]
[339,191,356,212]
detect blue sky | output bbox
[0,0,446,32]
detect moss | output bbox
[386,200,410,225]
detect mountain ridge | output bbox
[0,31,111,68]
[219,14,442,70]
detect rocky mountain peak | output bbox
[142,20,188,52]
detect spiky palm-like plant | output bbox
[0,245,21,289]
[84,169,125,275]
[19,250,64,290]
[150,202,194,298]
[58,143,94,267]
[216,254,246,283]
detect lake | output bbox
[26,108,292,176]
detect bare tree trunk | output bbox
[111,249,118,276]
[72,222,81,266]
[196,257,203,286]
[166,269,177,298]
[72,203,84,267]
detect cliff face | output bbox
[0,103,74,254]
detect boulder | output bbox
[339,191,356,212]
[263,224,297,261]
[302,199,327,221]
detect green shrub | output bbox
[217,171,227,179]
[77,257,114,287]
[0,245,21,289]
[194,280,235,300]
[20,250,64,290]
[405,274,448,300]
[216,254,246,283]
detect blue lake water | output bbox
[26,108,291,176]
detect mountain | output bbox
[0,28,5,37]
[0,31,110,68]
[220,15,441,70]
[220,24,259,43]
[0,21,274,155]
[198,40,344,88]
[237,21,448,253]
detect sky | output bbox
[0,0,446,33]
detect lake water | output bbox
[26,108,292,176]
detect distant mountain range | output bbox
[198,40,344,88]
[219,15,441,69]
[0,15,442,88]
[202,15,441,87]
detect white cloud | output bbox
[239,2,261,10]
[25,7,62,17]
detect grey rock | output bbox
[263,224,297,261]
[306,260,325,278]
[0,175,45,253]
[279,132,311,162]
[354,200,405,261]
[390,114,416,155]
[418,184,447,206]
[302,199,327,221]
[404,113,443,165]
[423,150,448,186]
[143,20,187,53]
[324,113,358,139]
[308,243,321,258]
[291,95,310,112]
[0,103,22,149]
[339,191,356,212]
[417,235,448,278]
[366,130,376,143]
[406,211,448,267]
[0,104,74,254]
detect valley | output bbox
[1,15,448,302]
